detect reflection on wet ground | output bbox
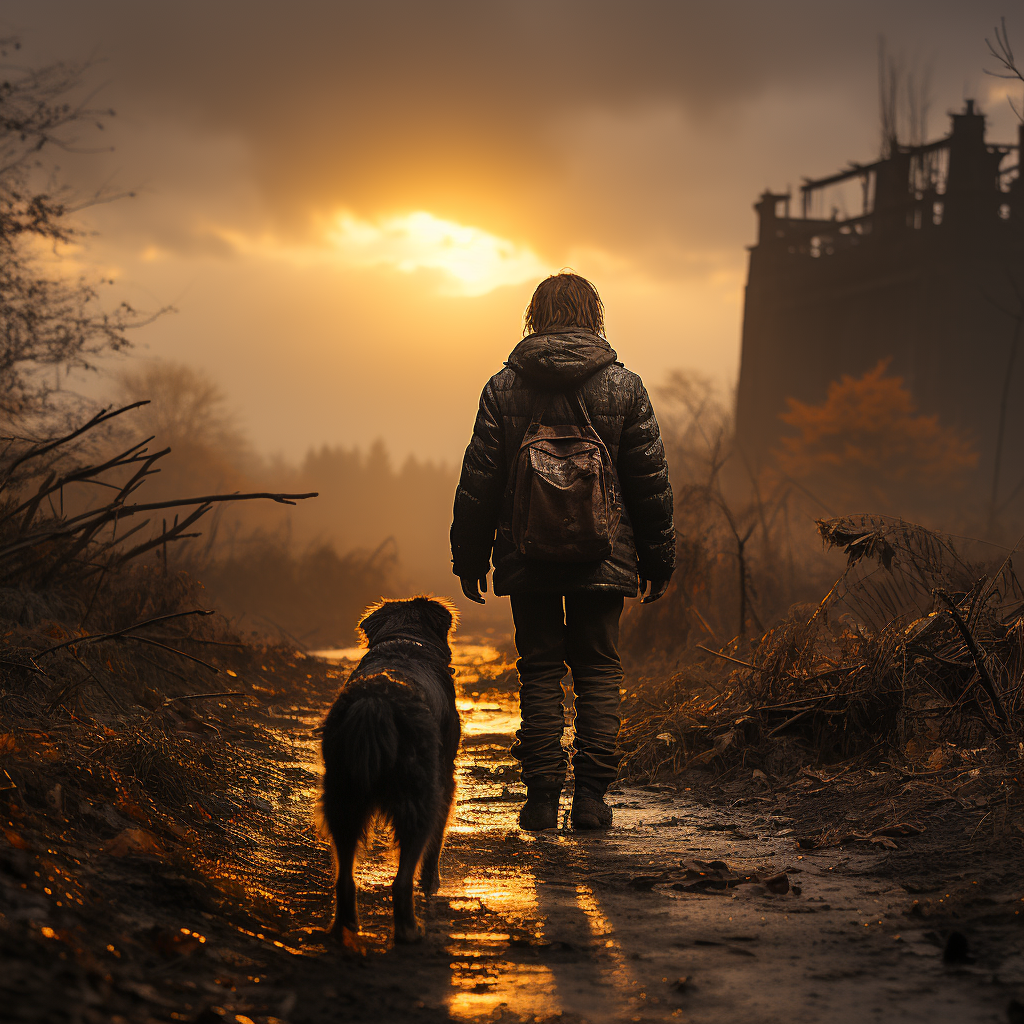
[236,640,1012,1024]
[302,640,622,1019]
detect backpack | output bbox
[507,390,620,562]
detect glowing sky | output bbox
[216,211,550,297]
[3,1,1021,462]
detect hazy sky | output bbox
[3,1,1020,462]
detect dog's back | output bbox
[318,596,460,945]
[320,668,447,848]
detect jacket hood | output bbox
[507,329,618,390]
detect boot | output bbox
[571,783,613,830]
[519,788,561,831]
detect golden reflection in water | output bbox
[574,884,634,1013]
[456,696,522,739]
[446,872,560,1020]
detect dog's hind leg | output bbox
[330,832,360,936]
[323,805,361,945]
[420,771,456,897]
[392,827,429,944]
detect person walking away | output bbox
[450,273,675,831]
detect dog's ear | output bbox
[418,598,454,642]
[357,601,393,645]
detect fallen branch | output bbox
[697,644,757,670]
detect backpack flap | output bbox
[509,390,620,563]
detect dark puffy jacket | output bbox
[450,329,675,595]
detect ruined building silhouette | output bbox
[735,102,1024,520]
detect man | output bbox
[450,273,675,831]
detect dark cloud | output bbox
[5,1,1012,255]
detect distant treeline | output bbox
[109,362,458,647]
[109,355,981,653]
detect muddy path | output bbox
[5,640,1024,1023]
[231,640,1024,1023]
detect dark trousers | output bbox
[509,592,624,794]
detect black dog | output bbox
[318,596,460,945]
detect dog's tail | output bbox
[330,688,401,795]
[319,672,439,830]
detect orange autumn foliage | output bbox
[775,360,977,510]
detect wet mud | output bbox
[5,640,1024,1023]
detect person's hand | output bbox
[640,578,670,604]
[461,575,488,605]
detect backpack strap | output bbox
[569,388,620,499]
[569,388,595,429]
[504,391,550,496]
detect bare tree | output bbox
[986,17,1024,123]
[877,38,934,156]
[0,40,155,422]
[114,361,249,460]
[982,20,1024,536]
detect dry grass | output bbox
[621,515,1024,835]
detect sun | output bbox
[208,209,549,297]
[323,210,549,296]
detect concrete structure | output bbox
[735,103,1024,519]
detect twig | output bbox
[38,609,215,656]
[0,491,320,569]
[987,18,1024,125]
[968,809,993,845]
[102,503,209,569]
[759,694,836,711]
[697,644,756,670]
[766,708,813,736]
[0,401,150,484]
[688,606,718,642]
[162,691,247,705]
[0,655,46,675]
[114,491,319,513]
[0,437,160,529]
[121,635,220,674]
